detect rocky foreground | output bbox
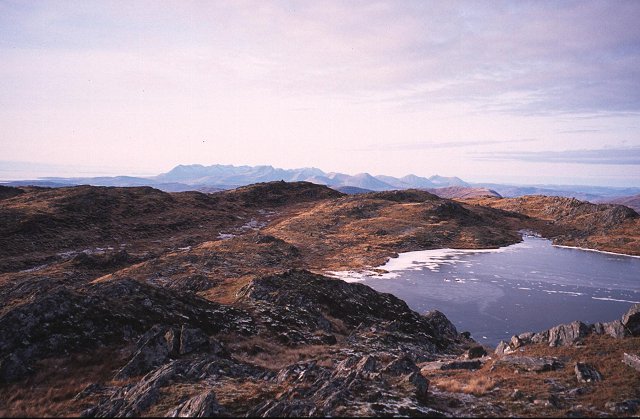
[0,181,639,417]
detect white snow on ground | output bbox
[326,242,520,282]
[591,296,640,304]
[553,245,640,258]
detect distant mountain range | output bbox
[2,163,639,205]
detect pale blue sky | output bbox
[1,0,639,186]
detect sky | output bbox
[1,0,639,186]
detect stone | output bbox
[423,310,458,339]
[574,363,602,383]
[115,325,170,379]
[548,394,563,409]
[495,341,511,356]
[466,345,487,359]
[622,303,640,336]
[548,321,590,347]
[439,360,482,370]
[382,355,419,376]
[622,353,640,372]
[408,372,429,400]
[165,391,224,417]
[510,335,523,349]
[179,326,209,355]
[497,356,564,372]
[530,331,548,344]
[74,383,105,401]
[601,320,626,339]
[605,399,640,414]
[164,328,180,356]
[0,353,30,384]
[355,355,378,376]
[94,362,180,417]
[510,389,524,400]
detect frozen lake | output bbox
[331,235,640,346]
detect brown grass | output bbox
[224,335,337,370]
[432,375,497,396]
[424,335,640,417]
[0,346,130,417]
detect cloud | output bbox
[557,129,601,134]
[358,138,537,152]
[474,147,640,165]
[3,1,640,115]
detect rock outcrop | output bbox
[495,304,640,355]
[575,362,603,383]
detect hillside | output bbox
[426,186,502,199]
[0,182,341,273]
[468,195,640,255]
[1,182,639,417]
[605,194,640,212]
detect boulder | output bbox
[510,335,523,349]
[166,391,224,417]
[420,359,482,371]
[574,362,602,383]
[465,345,487,359]
[382,355,419,376]
[495,340,514,356]
[93,362,180,417]
[0,353,30,384]
[423,310,458,339]
[622,353,640,372]
[497,356,563,372]
[164,328,180,356]
[355,355,378,376]
[439,360,482,370]
[530,331,548,344]
[592,320,626,339]
[407,372,429,401]
[179,326,209,355]
[622,304,640,336]
[115,325,170,379]
[605,400,640,415]
[548,321,590,347]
